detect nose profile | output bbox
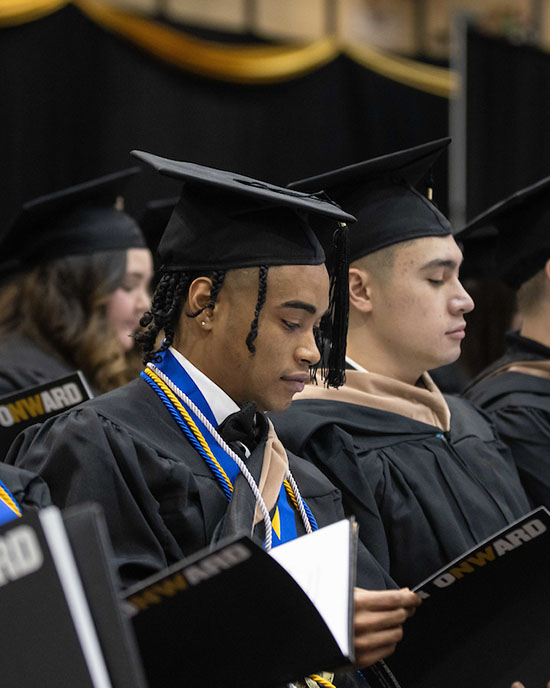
[451,280,475,315]
[298,329,322,367]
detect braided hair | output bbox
[245,265,269,354]
[136,269,226,363]
[138,266,273,363]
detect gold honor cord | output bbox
[2,0,457,97]
[144,367,234,496]
[0,485,22,518]
[144,369,336,688]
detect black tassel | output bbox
[323,222,350,388]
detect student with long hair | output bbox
[0,169,153,396]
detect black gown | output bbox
[272,394,531,588]
[0,463,51,512]
[5,376,392,594]
[0,334,74,396]
[464,331,550,510]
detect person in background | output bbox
[461,175,550,509]
[272,139,530,589]
[0,169,153,396]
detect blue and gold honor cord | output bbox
[0,480,22,526]
[141,364,334,688]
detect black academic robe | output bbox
[0,334,74,396]
[272,394,531,588]
[0,463,51,512]
[5,376,392,595]
[464,331,550,510]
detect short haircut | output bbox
[351,239,416,280]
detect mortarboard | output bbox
[288,138,452,264]
[139,197,178,262]
[131,151,356,387]
[130,151,354,272]
[455,175,550,290]
[0,168,146,281]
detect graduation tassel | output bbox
[324,221,350,388]
[427,168,434,201]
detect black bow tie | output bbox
[216,401,260,453]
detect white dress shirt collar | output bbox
[169,346,240,426]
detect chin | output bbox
[263,396,292,414]
[119,335,135,352]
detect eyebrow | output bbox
[420,258,461,270]
[280,300,318,315]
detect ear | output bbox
[348,266,374,314]
[544,258,550,282]
[187,276,214,329]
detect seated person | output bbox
[461,175,550,509]
[272,139,530,588]
[7,154,419,683]
[0,169,152,396]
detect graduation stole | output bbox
[140,349,317,549]
[0,480,22,526]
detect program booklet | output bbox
[123,518,358,688]
[0,371,92,458]
[367,507,550,688]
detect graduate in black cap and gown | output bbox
[7,153,420,684]
[272,139,530,589]
[461,176,550,509]
[0,169,152,396]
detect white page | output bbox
[40,507,113,688]
[269,519,352,656]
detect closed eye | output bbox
[282,320,300,330]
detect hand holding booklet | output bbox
[123,519,358,688]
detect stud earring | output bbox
[201,321,206,326]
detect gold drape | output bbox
[1,0,458,97]
[0,0,68,25]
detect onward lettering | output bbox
[127,542,252,612]
[0,383,84,427]
[418,518,547,597]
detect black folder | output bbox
[0,371,93,458]
[123,519,358,688]
[367,507,550,688]
[0,503,147,688]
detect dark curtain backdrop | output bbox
[466,25,550,219]
[0,4,449,228]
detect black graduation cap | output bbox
[455,175,550,290]
[130,151,354,272]
[288,138,452,263]
[0,168,146,281]
[131,150,356,387]
[139,197,178,261]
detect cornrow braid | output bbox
[136,269,227,364]
[136,270,191,363]
[245,265,269,354]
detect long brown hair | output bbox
[0,251,137,393]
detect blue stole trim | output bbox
[0,480,21,527]
[151,349,299,545]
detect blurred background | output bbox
[1,0,549,380]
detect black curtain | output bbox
[466,25,550,219]
[0,4,449,227]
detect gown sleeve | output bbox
[5,407,205,587]
[488,404,550,509]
